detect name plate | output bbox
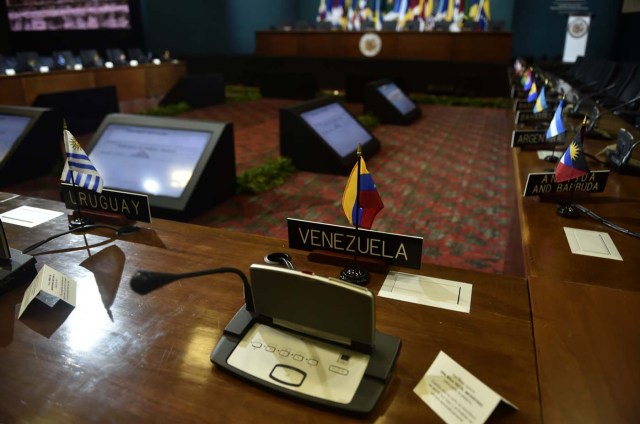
[511,130,561,148]
[287,218,423,269]
[513,99,557,111]
[61,184,151,222]
[523,170,610,196]
[515,110,553,125]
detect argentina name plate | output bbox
[60,184,151,222]
[523,170,610,197]
[287,218,423,269]
[511,130,563,148]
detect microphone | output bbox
[570,83,616,114]
[609,140,640,173]
[130,267,254,312]
[587,94,640,133]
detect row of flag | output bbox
[317,0,491,32]
[514,58,589,184]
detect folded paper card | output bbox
[414,351,517,424]
[19,265,77,318]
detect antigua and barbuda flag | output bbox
[555,123,589,183]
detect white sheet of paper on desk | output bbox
[414,351,517,424]
[18,264,77,318]
[378,271,472,313]
[0,205,63,228]
[563,227,623,261]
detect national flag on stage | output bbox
[546,99,565,139]
[514,57,523,75]
[368,0,383,30]
[468,0,490,30]
[316,0,328,22]
[523,70,533,91]
[60,127,104,192]
[527,82,538,103]
[555,124,589,183]
[342,153,384,230]
[328,0,346,28]
[533,86,548,113]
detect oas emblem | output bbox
[359,33,382,57]
[568,17,589,38]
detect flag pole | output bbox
[63,121,90,229]
[340,145,370,286]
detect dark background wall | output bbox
[0,1,638,61]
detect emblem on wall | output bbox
[359,33,382,57]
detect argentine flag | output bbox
[546,99,566,140]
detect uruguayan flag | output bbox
[546,99,565,140]
[60,128,104,192]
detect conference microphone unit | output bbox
[130,267,254,312]
[569,82,616,115]
[586,94,640,137]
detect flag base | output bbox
[68,215,94,229]
[339,266,370,286]
[544,155,559,163]
[557,203,579,218]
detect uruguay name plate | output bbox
[515,110,554,125]
[61,184,151,222]
[523,170,610,197]
[511,130,562,148]
[287,218,423,269]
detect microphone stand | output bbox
[130,267,254,312]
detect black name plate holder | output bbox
[523,170,610,197]
[61,184,152,223]
[287,218,423,270]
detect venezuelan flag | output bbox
[342,156,384,229]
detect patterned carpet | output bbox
[1,98,518,275]
[184,100,517,274]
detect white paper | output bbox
[563,227,623,261]
[379,271,472,313]
[414,351,517,424]
[0,206,63,228]
[19,265,77,318]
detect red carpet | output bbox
[1,99,518,275]
[186,100,517,274]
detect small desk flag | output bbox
[546,99,565,139]
[342,153,384,230]
[533,86,547,113]
[527,82,538,103]
[555,124,589,183]
[60,127,104,193]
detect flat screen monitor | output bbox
[0,114,32,165]
[52,50,77,69]
[86,113,236,220]
[280,97,380,175]
[6,0,131,32]
[0,105,62,185]
[363,79,421,125]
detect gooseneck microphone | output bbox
[588,95,640,132]
[130,267,254,312]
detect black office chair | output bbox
[105,48,128,66]
[79,49,104,68]
[52,50,77,70]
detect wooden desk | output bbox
[512,113,640,422]
[0,61,186,106]
[0,193,541,422]
[255,31,512,64]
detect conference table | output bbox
[0,193,540,422]
[512,111,640,423]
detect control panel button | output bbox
[270,364,306,387]
[329,365,349,376]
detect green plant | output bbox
[357,113,380,131]
[236,157,297,194]
[225,85,262,103]
[138,102,191,116]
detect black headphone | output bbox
[263,252,295,270]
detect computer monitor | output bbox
[15,51,40,73]
[0,105,62,185]
[79,49,104,68]
[85,113,236,220]
[105,48,128,66]
[280,96,380,175]
[363,79,421,125]
[51,50,77,70]
[32,86,120,135]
